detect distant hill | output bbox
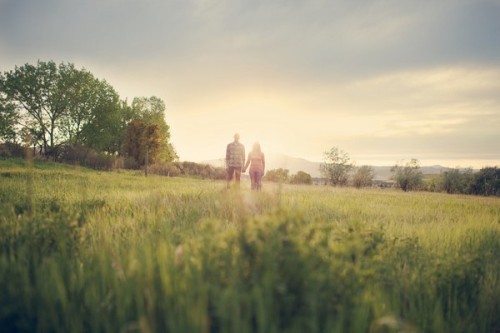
[265,153,322,178]
[201,154,452,181]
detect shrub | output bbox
[471,167,500,196]
[148,162,182,177]
[58,144,116,170]
[320,147,354,186]
[58,144,88,164]
[440,168,474,194]
[352,165,375,188]
[0,143,25,158]
[146,162,226,179]
[290,171,312,185]
[264,168,289,183]
[391,159,423,192]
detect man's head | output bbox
[234,133,240,142]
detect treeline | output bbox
[385,158,500,196]
[0,61,176,169]
[245,147,500,197]
[318,147,500,196]
[427,167,500,196]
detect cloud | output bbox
[3,0,499,70]
[1,0,499,166]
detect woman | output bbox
[243,142,265,191]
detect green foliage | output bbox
[290,171,312,185]
[1,63,177,166]
[391,159,424,192]
[129,96,177,162]
[264,168,289,183]
[321,147,354,186]
[441,168,474,194]
[0,159,499,333]
[0,61,62,157]
[0,101,18,143]
[124,119,163,166]
[58,144,118,170]
[146,161,226,179]
[0,61,123,158]
[0,143,25,158]
[471,167,500,196]
[429,167,500,197]
[352,165,374,188]
[58,66,122,153]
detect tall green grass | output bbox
[0,159,499,332]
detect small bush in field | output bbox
[148,162,182,176]
[352,165,375,188]
[0,143,25,158]
[290,171,312,185]
[391,158,423,191]
[59,144,116,170]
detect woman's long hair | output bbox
[252,142,261,154]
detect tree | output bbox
[0,100,18,143]
[441,168,474,194]
[352,165,374,189]
[320,147,354,186]
[391,159,423,192]
[59,69,122,154]
[0,61,124,158]
[470,167,500,196]
[124,119,162,166]
[290,171,312,185]
[264,168,289,183]
[0,61,65,157]
[130,96,177,162]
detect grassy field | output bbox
[0,158,499,333]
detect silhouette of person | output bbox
[243,142,265,191]
[226,133,245,188]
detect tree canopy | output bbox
[352,165,375,188]
[391,159,423,192]
[129,96,177,163]
[320,147,354,186]
[0,61,176,164]
[264,168,290,183]
[290,171,312,185]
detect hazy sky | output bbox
[1,0,499,167]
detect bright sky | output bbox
[1,0,499,168]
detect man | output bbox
[226,133,245,188]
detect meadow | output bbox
[0,158,499,333]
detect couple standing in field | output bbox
[226,133,265,190]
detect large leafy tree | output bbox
[76,85,123,154]
[0,61,123,158]
[320,147,354,186]
[0,61,65,157]
[59,69,122,153]
[441,168,474,194]
[124,119,163,166]
[471,167,500,196]
[129,96,177,162]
